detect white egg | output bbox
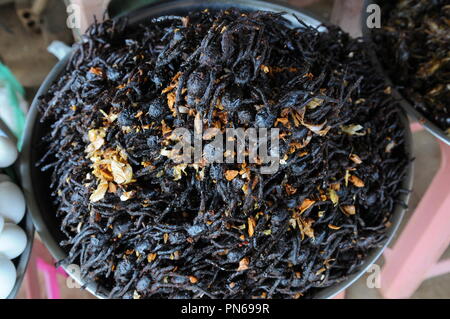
[0,136,18,168]
[0,223,27,259]
[0,216,4,234]
[0,253,16,299]
[0,181,26,224]
[0,173,11,183]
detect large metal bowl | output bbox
[20,0,413,299]
[362,0,450,146]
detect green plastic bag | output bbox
[0,63,27,141]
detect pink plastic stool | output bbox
[23,239,67,299]
[380,125,450,298]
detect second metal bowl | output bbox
[362,0,450,146]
